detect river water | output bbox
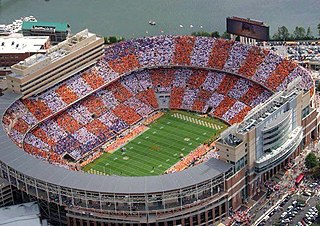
[0,0,319,39]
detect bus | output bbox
[295,173,304,187]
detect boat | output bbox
[148,20,156,26]
[0,16,38,36]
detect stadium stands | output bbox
[2,36,314,167]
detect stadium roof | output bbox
[22,21,69,32]
[0,92,232,194]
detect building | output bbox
[0,34,50,89]
[6,29,104,98]
[22,21,70,44]
[216,79,319,204]
[0,202,46,226]
[0,177,14,207]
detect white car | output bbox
[309,210,316,215]
[281,219,290,223]
[281,212,288,218]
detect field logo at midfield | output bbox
[171,113,222,130]
[151,146,161,151]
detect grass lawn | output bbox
[83,110,227,176]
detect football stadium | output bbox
[0,34,318,226]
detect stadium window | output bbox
[245,143,247,147]
[192,216,198,224]
[184,217,190,226]
[200,212,206,223]
[245,148,247,152]
[208,210,213,220]
[226,149,229,151]
[215,206,220,217]
[167,221,173,226]
[227,154,229,157]
[221,203,226,214]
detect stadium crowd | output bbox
[2,36,314,169]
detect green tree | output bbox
[273,26,290,41]
[293,26,306,40]
[317,202,320,212]
[318,23,320,37]
[306,27,313,39]
[313,166,320,179]
[191,31,212,37]
[221,31,231,39]
[317,82,320,92]
[211,31,220,38]
[104,36,125,45]
[305,152,318,169]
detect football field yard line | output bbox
[171,112,222,129]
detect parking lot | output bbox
[256,181,320,226]
[258,41,320,62]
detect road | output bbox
[252,143,320,226]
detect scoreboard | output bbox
[227,17,269,41]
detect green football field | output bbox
[83,110,227,176]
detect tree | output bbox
[306,27,313,39]
[305,152,318,169]
[211,31,220,38]
[318,23,320,37]
[317,82,320,92]
[317,202,320,212]
[104,36,125,45]
[273,26,290,41]
[313,166,320,179]
[293,26,306,40]
[221,31,231,39]
[191,31,211,37]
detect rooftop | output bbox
[10,29,95,75]
[218,134,243,147]
[0,202,42,226]
[22,21,70,32]
[0,34,49,54]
